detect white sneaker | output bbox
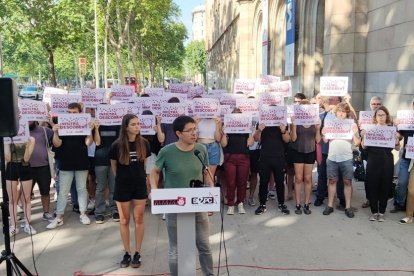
[237,203,246,214]
[9,225,19,237]
[53,193,58,202]
[24,224,37,235]
[46,218,63,229]
[162,213,166,220]
[227,206,235,215]
[80,214,91,225]
[87,199,95,210]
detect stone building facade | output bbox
[192,5,206,41]
[205,0,414,112]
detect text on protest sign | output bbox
[169,83,190,94]
[3,117,30,144]
[58,113,91,136]
[219,105,233,120]
[258,75,281,86]
[396,110,414,131]
[96,104,127,125]
[320,76,349,96]
[233,79,257,96]
[139,115,156,135]
[161,103,188,124]
[81,88,107,108]
[188,86,205,99]
[405,137,414,159]
[193,98,220,118]
[220,93,245,107]
[236,98,259,117]
[359,111,374,130]
[323,119,354,140]
[259,92,284,106]
[42,87,67,105]
[363,125,396,148]
[51,94,82,114]
[111,85,135,102]
[125,102,142,116]
[20,99,48,121]
[223,114,253,134]
[206,89,225,100]
[186,100,194,117]
[293,104,320,125]
[266,80,292,97]
[259,105,287,126]
[133,97,153,112]
[144,87,165,97]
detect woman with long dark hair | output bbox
[109,114,150,268]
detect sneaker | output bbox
[255,205,267,215]
[120,252,131,268]
[9,225,19,237]
[113,213,120,222]
[278,204,290,215]
[162,213,166,220]
[42,212,55,221]
[131,251,142,268]
[87,199,96,210]
[399,217,413,225]
[390,205,405,213]
[237,203,246,214]
[24,224,37,235]
[227,206,235,215]
[73,204,80,214]
[53,193,58,202]
[46,218,64,229]
[247,197,256,206]
[377,213,385,222]
[314,198,324,206]
[323,206,334,215]
[345,208,355,218]
[303,204,312,215]
[295,204,302,215]
[80,214,91,225]
[369,213,378,221]
[95,214,105,224]
[268,190,276,200]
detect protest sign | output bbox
[396,110,414,130]
[81,88,107,108]
[186,100,194,117]
[58,113,91,136]
[223,114,252,134]
[205,89,225,100]
[51,94,82,114]
[267,80,292,97]
[20,99,48,121]
[188,86,205,99]
[323,119,354,140]
[111,85,135,102]
[96,104,127,125]
[233,79,257,96]
[169,83,190,94]
[43,87,67,105]
[139,115,156,135]
[219,105,233,120]
[3,117,29,144]
[161,103,188,124]
[144,87,165,97]
[259,105,287,126]
[293,104,320,125]
[259,93,284,106]
[125,102,142,116]
[359,111,374,130]
[405,137,414,159]
[236,98,259,117]
[363,125,396,148]
[164,92,187,103]
[193,98,220,118]
[220,93,245,107]
[320,76,349,96]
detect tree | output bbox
[184,40,206,84]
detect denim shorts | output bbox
[326,159,354,181]
[203,142,221,166]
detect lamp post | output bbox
[0,34,3,77]
[94,0,100,88]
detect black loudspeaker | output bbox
[0,78,19,137]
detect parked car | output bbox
[19,85,43,100]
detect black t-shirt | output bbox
[95,125,120,166]
[259,126,286,158]
[398,130,414,159]
[109,140,151,185]
[57,136,89,171]
[223,134,249,154]
[142,134,162,155]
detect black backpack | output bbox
[353,150,366,181]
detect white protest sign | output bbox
[96,104,128,125]
[259,105,287,126]
[324,119,354,140]
[139,115,156,135]
[81,88,107,108]
[267,80,292,97]
[258,75,281,86]
[363,125,396,148]
[405,137,414,159]
[43,87,67,105]
[396,110,414,130]
[193,98,220,118]
[293,104,320,125]
[236,98,259,117]
[161,103,188,124]
[144,87,165,97]
[259,93,284,106]
[3,117,30,144]
[188,86,205,99]
[169,83,190,94]
[20,99,48,121]
[150,97,168,115]
[219,105,233,120]
[111,85,135,102]
[233,79,257,96]
[58,113,91,136]
[320,76,349,96]
[133,97,153,112]
[223,114,252,134]
[125,102,142,116]
[220,93,245,107]
[359,111,374,130]
[206,89,225,100]
[164,92,188,103]
[51,94,82,114]
[186,100,194,117]
[286,105,294,124]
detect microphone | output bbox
[194,149,208,171]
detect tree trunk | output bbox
[114,46,124,84]
[47,49,57,87]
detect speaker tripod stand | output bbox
[0,138,34,276]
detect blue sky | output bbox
[174,0,204,43]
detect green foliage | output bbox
[184,40,206,80]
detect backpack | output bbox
[353,150,365,181]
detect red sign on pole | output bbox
[79,58,87,75]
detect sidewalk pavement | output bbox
[1,179,414,276]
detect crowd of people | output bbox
[4,90,414,275]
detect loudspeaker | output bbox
[0,78,19,137]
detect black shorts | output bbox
[5,162,32,181]
[31,166,52,196]
[88,157,95,176]
[249,149,260,173]
[114,179,147,202]
[292,150,316,164]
